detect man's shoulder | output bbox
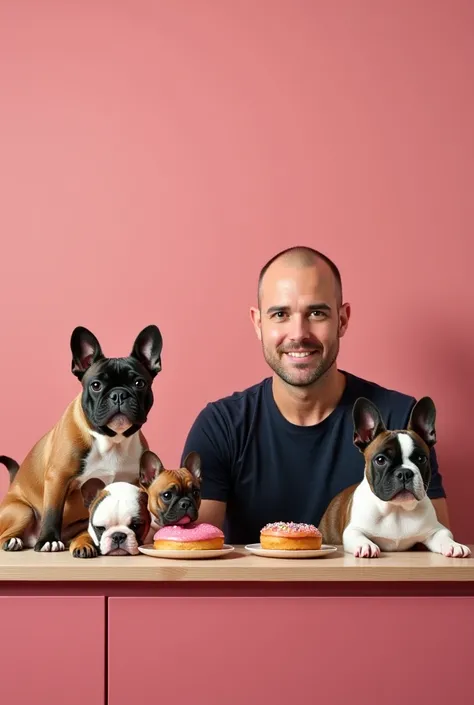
[201,378,269,418]
[343,371,416,423]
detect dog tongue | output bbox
[177,516,192,525]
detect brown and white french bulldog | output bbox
[319,396,471,558]
[139,451,202,532]
[80,479,152,557]
[0,324,162,557]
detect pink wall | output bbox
[0,1,473,540]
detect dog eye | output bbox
[134,379,146,389]
[162,491,172,501]
[415,454,427,464]
[192,489,200,498]
[374,455,386,465]
[130,521,140,531]
[90,381,102,392]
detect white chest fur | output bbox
[348,479,440,551]
[79,431,144,487]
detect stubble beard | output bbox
[262,338,340,388]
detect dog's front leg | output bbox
[34,467,74,552]
[423,526,471,558]
[343,525,381,558]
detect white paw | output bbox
[442,542,471,558]
[354,542,381,558]
[3,537,23,551]
[40,541,65,553]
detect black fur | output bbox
[353,396,436,502]
[34,508,64,551]
[70,325,163,437]
[0,456,20,483]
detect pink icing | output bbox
[153,522,224,542]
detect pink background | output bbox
[0,1,472,541]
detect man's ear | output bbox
[250,307,262,341]
[353,397,387,451]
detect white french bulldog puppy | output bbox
[80,479,151,557]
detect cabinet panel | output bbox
[108,596,474,705]
[0,596,104,705]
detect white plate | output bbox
[138,544,235,560]
[245,543,338,559]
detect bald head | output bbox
[258,246,343,308]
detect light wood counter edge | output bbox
[0,545,473,581]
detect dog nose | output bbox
[179,498,192,510]
[395,468,414,483]
[110,390,129,404]
[111,532,127,545]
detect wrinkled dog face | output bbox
[70,325,163,437]
[81,480,151,555]
[139,450,202,527]
[353,396,436,506]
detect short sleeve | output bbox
[180,405,233,503]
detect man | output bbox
[181,246,448,544]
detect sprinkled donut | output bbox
[153,522,224,551]
[260,521,322,550]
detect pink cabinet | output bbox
[108,595,474,705]
[0,596,104,705]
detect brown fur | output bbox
[0,394,147,554]
[318,435,395,544]
[319,484,357,544]
[319,429,428,544]
[145,468,200,522]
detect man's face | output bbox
[251,261,350,388]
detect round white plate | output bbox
[138,544,235,560]
[245,543,338,559]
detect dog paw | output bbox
[71,543,99,559]
[442,542,471,558]
[354,542,381,558]
[34,539,65,552]
[2,537,23,551]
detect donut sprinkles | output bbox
[261,521,321,535]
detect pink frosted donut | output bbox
[153,522,224,550]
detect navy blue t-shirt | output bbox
[181,372,446,544]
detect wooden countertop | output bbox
[0,545,473,581]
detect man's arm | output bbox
[181,404,232,530]
[197,500,227,530]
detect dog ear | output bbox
[183,451,201,482]
[81,478,106,509]
[71,327,104,379]
[353,397,387,451]
[408,396,437,448]
[130,325,163,377]
[139,450,165,489]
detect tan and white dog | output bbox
[0,324,162,558]
[319,396,470,558]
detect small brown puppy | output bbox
[139,451,201,530]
